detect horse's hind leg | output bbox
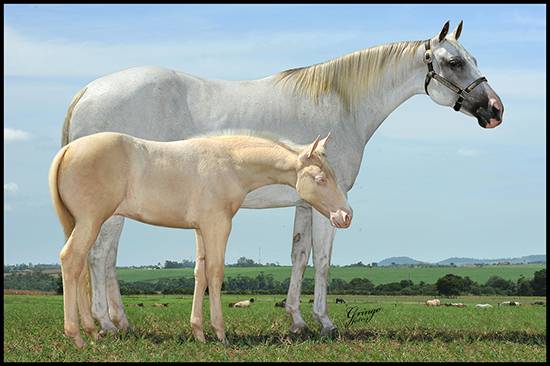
[190,230,207,342]
[60,222,101,348]
[77,259,98,340]
[103,218,131,331]
[89,216,127,334]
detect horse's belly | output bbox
[241,184,302,209]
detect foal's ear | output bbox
[305,135,321,159]
[319,131,331,148]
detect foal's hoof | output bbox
[320,326,339,338]
[73,336,86,349]
[192,330,206,343]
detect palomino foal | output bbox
[49,131,352,347]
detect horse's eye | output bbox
[448,59,463,68]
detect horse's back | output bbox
[67,66,203,143]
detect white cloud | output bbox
[4,128,32,142]
[457,148,480,157]
[4,25,357,80]
[4,182,19,194]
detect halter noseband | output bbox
[423,39,487,112]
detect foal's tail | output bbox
[49,144,93,302]
[48,144,75,240]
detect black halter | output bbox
[423,39,487,112]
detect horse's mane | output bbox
[275,40,423,111]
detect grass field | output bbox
[4,294,546,362]
[115,264,545,284]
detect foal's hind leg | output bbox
[77,260,99,341]
[190,230,207,342]
[201,218,231,345]
[60,222,101,348]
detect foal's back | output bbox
[58,132,245,229]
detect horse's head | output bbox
[424,21,504,128]
[295,133,352,228]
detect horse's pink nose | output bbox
[489,98,503,120]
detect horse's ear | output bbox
[451,20,463,40]
[437,20,450,43]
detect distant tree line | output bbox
[6,268,545,297]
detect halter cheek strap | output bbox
[424,40,487,112]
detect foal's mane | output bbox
[275,40,423,111]
[191,129,335,176]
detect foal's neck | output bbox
[229,139,298,192]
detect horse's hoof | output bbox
[320,326,339,338]
[290,322,309,335]
[220,338,230,347]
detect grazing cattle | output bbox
[530,301,545,306]
[450,303,466,308]
[229,298,255,308]
[137,303,144,307]
[275,299,286,308]
[335,298,346,304]
[475,304,493,308]
[499,301,520,306]
[153,303,168,308]
[425,299,441,307]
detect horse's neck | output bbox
[355,46,427,144]
[229,140,298,192]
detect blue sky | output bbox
[4,4,546,266]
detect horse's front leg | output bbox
[311,209,337,336]
[285,205,313,334]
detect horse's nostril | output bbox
[491,105,501,120]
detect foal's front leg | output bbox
[201,218,231,345]
[190,230,207,342]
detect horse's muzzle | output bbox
[476,97,503,129]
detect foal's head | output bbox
[295,133,352,228]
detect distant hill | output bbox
[377,257,427,266]
[436,255,546,266]
[376,254,546,266]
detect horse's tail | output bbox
[61,87,87,147]
[49,144,74,239]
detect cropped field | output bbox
[4,294,546,362]
[116,264,545,284]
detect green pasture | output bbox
[3,294,546,362]
[116,264,545,284]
